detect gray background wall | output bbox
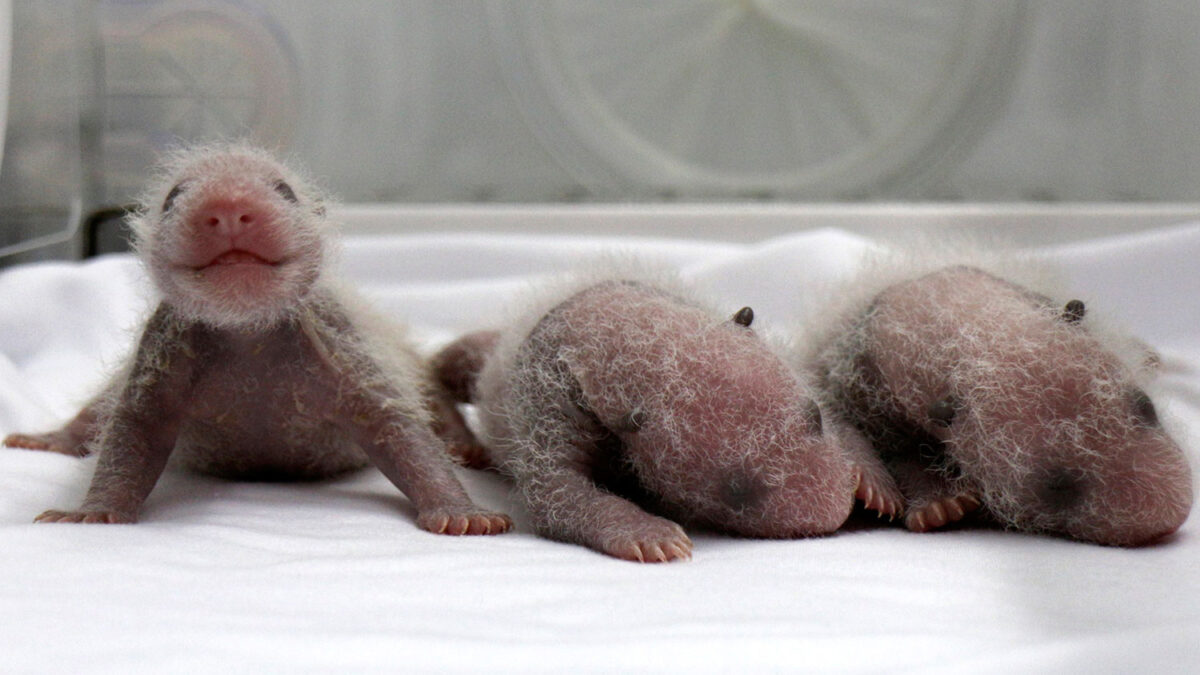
[2,1,1199,259]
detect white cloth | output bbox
[1,223,1198,672]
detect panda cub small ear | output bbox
[1061,299,1086,324]
[731,306,754,328]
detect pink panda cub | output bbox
[434,271,870,562]
[811,262,1191,546]
[5,143,510,536]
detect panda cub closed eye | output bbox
[1130,389,1159,427]
[273,180,298,203]
[162,183,186,213]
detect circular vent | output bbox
[488,1,1026,198]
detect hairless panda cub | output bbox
[814,264,1192,546]
[3,144,510,535]
[434,276,871,562]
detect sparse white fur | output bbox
[129,143,430,460]
[131,142,334,330]
[477,259,795,476]
[2,143,513,535]
[801,240,1192,544]
[794,240,1153,380]
[467,259,854,558]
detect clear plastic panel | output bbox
[487,0,1027,199]
[0,0,10,176]
[0,0,97,263]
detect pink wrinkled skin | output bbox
[436,279,859,562]
[4,144,510,536]
[817,266,1192,546]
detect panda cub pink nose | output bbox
[198,201,260,238]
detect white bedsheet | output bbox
[1,223,1198,673]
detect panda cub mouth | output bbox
[194,249,280,271]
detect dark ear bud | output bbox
[732,306,754,327]
[1061,299,1086,324]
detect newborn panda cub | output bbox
[3,143,511,536]
[435,277,861,562]
[816,265,1192,546]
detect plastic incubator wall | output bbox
[1,1,1200,259]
